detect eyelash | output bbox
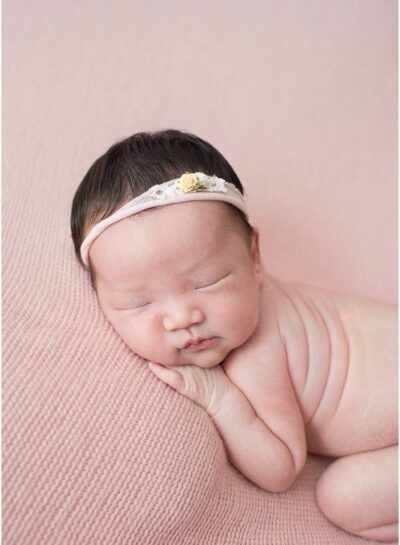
[195,272,231,290]
[132,301,152,310]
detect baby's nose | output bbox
[163,305,205,331]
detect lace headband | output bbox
[80,172,249,269]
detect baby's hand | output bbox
[148,361,231,417]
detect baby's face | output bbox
[89,201,263,368]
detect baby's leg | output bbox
[315,445,398,542]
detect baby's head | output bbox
[71,129,263,367]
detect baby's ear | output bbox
[250,228,264,286]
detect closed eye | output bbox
[114,301,152,311]
[132,301,152,309]
[195,272,231,290]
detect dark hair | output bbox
[71,129,253,283]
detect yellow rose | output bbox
[178,172,198,192]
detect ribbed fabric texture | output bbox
[3,0,390,543]
[4,245,376,545]
[2,140,381,545]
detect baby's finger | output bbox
[148,361,207,407]
[148,361,185,391]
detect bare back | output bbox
[269,276,398,456]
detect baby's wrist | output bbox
[205,367,235,418]
[207,375,252,423]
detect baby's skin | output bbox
[89,200,398,543]
[151,276,398,542]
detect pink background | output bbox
[5,0,397,302]
[3,1,397,544]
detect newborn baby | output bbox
[71,129,398,543]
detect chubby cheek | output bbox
[213,286,260,347]
[109,315,171,362]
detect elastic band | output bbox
[80,172,248,269]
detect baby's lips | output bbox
[182,337,220,352]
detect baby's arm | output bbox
[148,360,305,492]
[148,282,307,492]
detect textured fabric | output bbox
[3,253,378,545]
[3,0,396,544]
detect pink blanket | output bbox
[2,255,376,544]
[2,236,387,545]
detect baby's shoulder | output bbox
[222,285,300,414]
[221,295,306,439]
[266,275,340,401]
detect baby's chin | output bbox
[179,357,224,368]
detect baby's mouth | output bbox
[182,337,220,352]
